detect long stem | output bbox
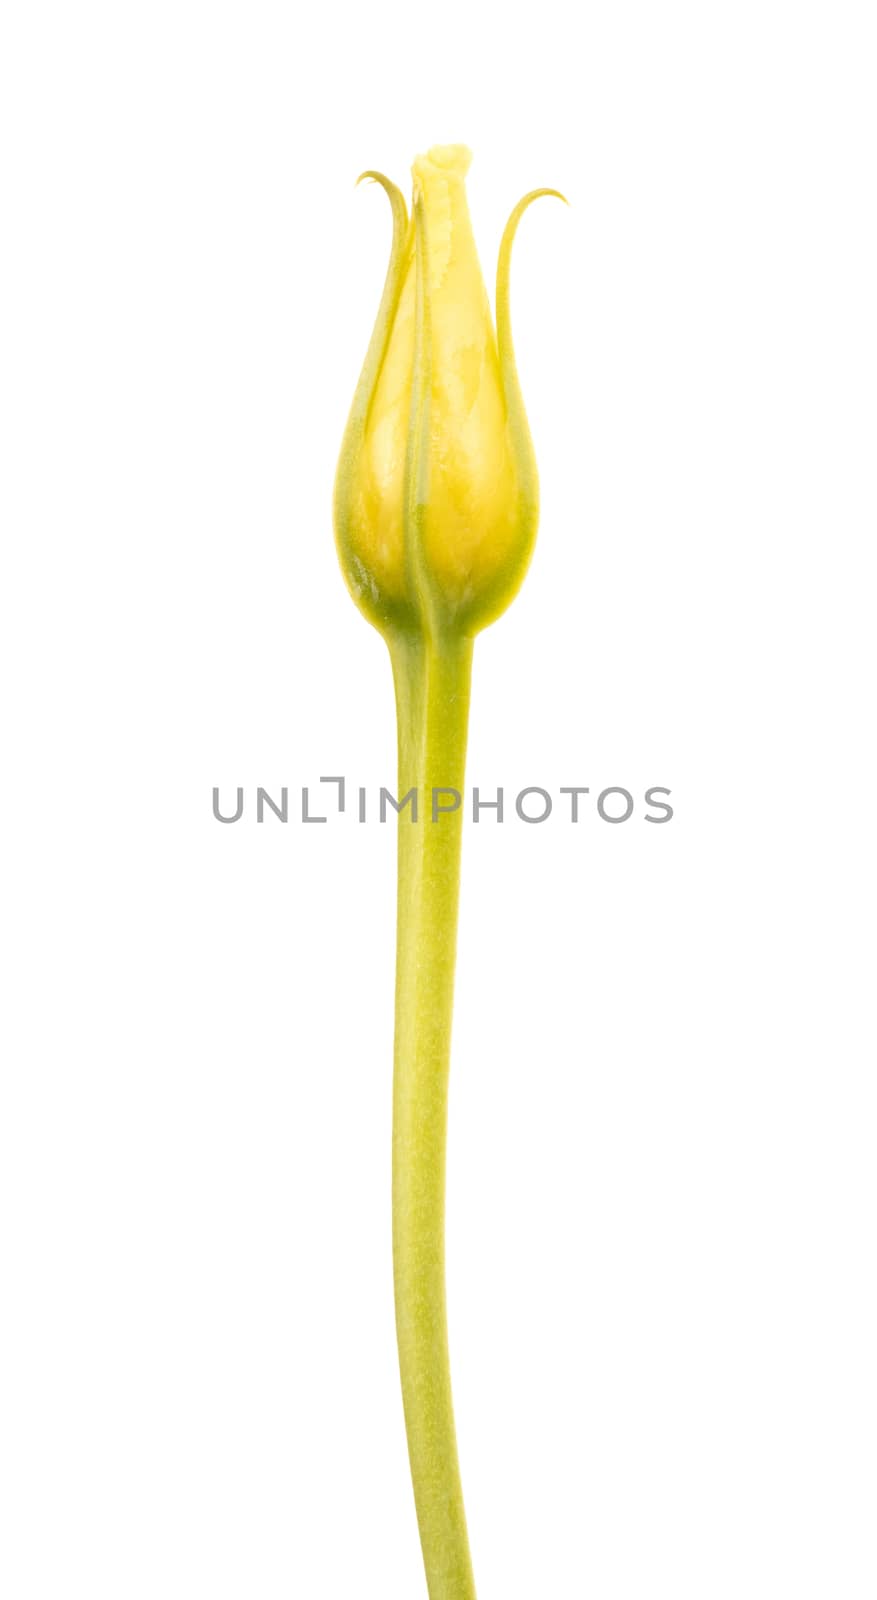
[388,627,476,1600]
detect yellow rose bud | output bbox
[331,145,565,1600]
[334,144,563,638]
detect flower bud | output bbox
[334,145,563,638]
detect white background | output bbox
[2,3,875,1596]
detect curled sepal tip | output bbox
[496,188,568,465]
[334,171,412,628]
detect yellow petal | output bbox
[405,145,520,627]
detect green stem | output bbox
[388,627,476,1600]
